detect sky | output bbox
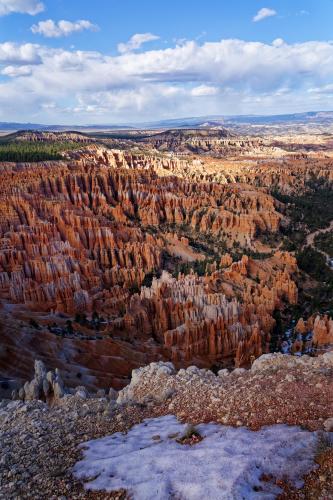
[0,0,333,124]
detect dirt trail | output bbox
[305,220,333,247]
[304,219,333,263]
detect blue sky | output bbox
[0,0,333,124]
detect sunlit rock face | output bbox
[126,252,297,368]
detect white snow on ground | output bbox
[73,415,320,499]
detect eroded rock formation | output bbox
[11,359,65,402]
[0,150,284,316]
[122,251,297,368]
[295,315,333,346]
[0,146,300,386]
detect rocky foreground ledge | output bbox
[0,352,333,499]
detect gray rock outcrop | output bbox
[12,360,65,403]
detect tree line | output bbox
[0,141,82,162]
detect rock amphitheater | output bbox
[0,132,332,499]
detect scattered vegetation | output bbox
[142,270,162,288]
[171,258,215,277]
[128,284,140,294]
[230,249,272,262]
[29,318,41,330]
[296,246,329,282]
[315,232,333,258]
[273,182,333,317]
[0,380,9,391]
[159,222,228,259]
[270,309,283,351]
[273,181,333,243]
[177,424,203,445]
[294,247,333,317]
[315,432,333,461]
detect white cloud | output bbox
[272,38,284,48]
[41,101,56,109]
[0,42,41,64]
[1,65,32,77]
[31,19,99,38]
[308,84,333,94]
[253,8,277,22]
[0,0,44,16]
[1,38,333,122]
[71,85,183,115]
[118,33,160,54]
[191,85,219,96]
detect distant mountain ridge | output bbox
[142,111,333,129]
[0,123,134,132]
[1,111,333,132]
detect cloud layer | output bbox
[0,0,44,16]
[31,19,99,38]
[0,37,333,122]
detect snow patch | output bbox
[73,415,320,499]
